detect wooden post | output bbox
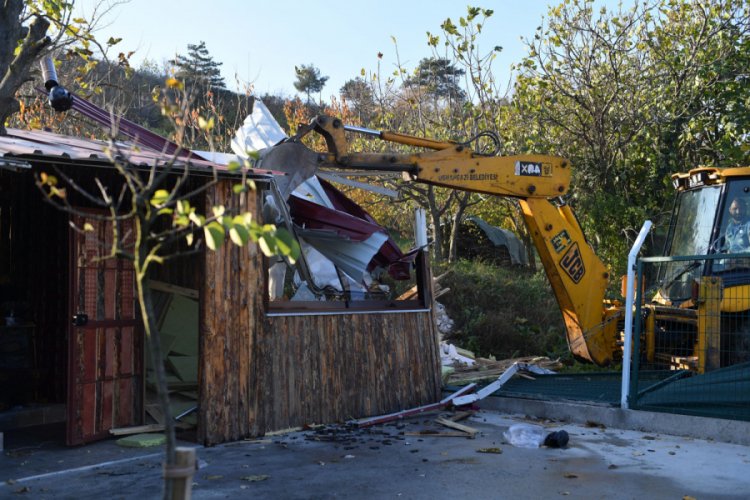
[164,447,196,500]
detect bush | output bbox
[437,259,570,361]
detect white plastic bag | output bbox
[503,424,546,448]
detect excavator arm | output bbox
[259,115,620,365]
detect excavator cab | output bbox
[659,170,750,303]
[649,168,750,370]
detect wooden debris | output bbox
[435,417,478,438]
[397,272,450,300]
[445,356,562,385]
[449,410,475,422]
[265,427,303,436]
[405,431,474,438]
[110,424,165,436]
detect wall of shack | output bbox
[199,181,442,445]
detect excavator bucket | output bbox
[257,141,320,199]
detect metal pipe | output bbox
[343,124,381,136]
[621,220,652,409]
[40,55,58,90]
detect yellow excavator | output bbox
[258,115,750,370]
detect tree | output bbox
[0,1,49,134]
[36,81,298,498]
[512,0,750,272]
[170,41,225,89]
[404,57,466,101]
[340,77,375,122]
[0,0,102,134]
[1,1,131,136]
[293,63,328,104]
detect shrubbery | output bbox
[437,259,570,361]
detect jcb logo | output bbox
[560,243,585,283]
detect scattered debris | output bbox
[241,475,269,482]
[476,447,503,454]
[446,356,562,386]
[584,421,606,429]
[440,342,476,368]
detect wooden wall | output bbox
[199,181,442,445]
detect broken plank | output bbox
[404,431,474,438]
[449,410,475,422]
[110,424,165,436]
[435,417,478,437]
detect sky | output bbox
[73,0,616,101]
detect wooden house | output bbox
[0,128,442,446]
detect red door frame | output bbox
[66,211,143,445]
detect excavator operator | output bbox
[723,196,750,254]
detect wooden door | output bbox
[67,212,143,445]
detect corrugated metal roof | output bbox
[0,127,278,179]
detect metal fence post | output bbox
[621,221,652,409]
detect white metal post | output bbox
[621,220,653,409]
[415,208,428,248]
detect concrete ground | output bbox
[2,405,749,499]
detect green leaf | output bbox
[212,205,226,218]
[189,212,205,227]
[150,189,169,207]
[176,199,191,214]
[229,224,250,246]
[275,229,300,264]
[186,233,194,246]
[204,222,225,251]
[258,235,273,256]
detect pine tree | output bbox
[405,57,465,101]
[170,41,225,89]
[293,64,328,104]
